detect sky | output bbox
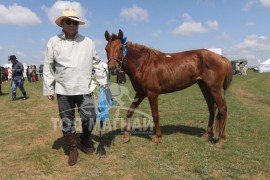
[1,0,270,67]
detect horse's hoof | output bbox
[215,139,225,148]
[201,133,209,142]
[123,131,131,143]
[123,136,130,143]
[151,136,161,143]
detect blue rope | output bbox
[122,36,128,59]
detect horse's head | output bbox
[104,29,126,72]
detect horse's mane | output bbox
[128,42,163,57]
[111,35,164,58]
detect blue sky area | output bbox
[1,0,270,67]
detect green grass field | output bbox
[0,71,269,179]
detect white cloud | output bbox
[172,21,208,36]
[260,0,270,7]
[246,21,256,26]
[196,0,216,7]
[224,35,270,66]
[172,13,218,37]
[242,0,270,11]
[152,30,161,37]
[182,13,192,21]
[42,1,88,26]
[219,32,231,40]
[242,0,258,11]
[0,3,41,26]
[120,5,149,24]
[207,20,218,30]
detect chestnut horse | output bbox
[105,29,232,147]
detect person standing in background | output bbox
[31,65,36,84]
[26,66,31,82]
[10,55,27,100]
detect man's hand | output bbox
[47,95,54,101]
[101,84,109,89]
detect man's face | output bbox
[61,18,79,37]
[11,60,16,64]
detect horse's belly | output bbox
[158,72,200,93]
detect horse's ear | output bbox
[105,30,111,41]
[118,29,123,40]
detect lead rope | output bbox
[110,36,127,97]
[98,37,128,159]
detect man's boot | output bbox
[80,131,95,154]
[22,92,27,100]
[63,133,78,166]
[12,93,16,101]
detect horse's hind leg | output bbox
[210,89,228,147]
[198,81,216,141]
[124,93,146,143]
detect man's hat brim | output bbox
[55,16,85,27]
[55,9,85,27]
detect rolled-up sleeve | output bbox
[43,39,56,96]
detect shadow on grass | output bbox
[52,133,97,156]
[0,92,9,96]
[51,124,205,156]
[161,125,205,136]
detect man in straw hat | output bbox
[9,55,27,100]
[43,8,108,166]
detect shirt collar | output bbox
[59,30,79,40]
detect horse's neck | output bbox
[123,46,145,75]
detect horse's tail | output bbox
[223,58,233,98]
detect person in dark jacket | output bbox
[10,55,27,100]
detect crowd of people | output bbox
[26,65,38,84]
[236,62,248,75]
[0,59,44,100]
[1,67,12,81]
[1,65,43,83]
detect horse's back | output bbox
[189,49,232,90]
[134,48,232,94]
[162,49,231,90]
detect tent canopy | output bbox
[260,58,270,65]
[2,64,12,68]
[259,58,270,73]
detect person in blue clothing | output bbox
[10,55,27,100]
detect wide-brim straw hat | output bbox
[55,8,85,27]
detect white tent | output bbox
[206,48,223,55]
[259,58,270,73]
[2,64,12,69]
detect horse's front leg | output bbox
[147,93,161,143]
[124,93,146,143]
